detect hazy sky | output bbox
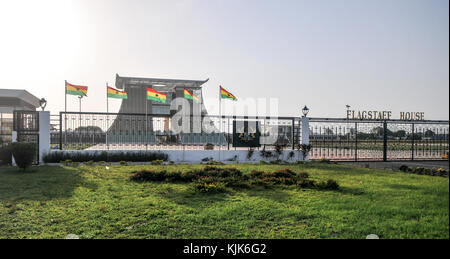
[0,0,448,119]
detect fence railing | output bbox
[308,118,449,161]
[54,112,300,151]
[50,112,449,161]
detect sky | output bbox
[0,0,448,119]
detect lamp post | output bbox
[39,98,47,111]
[302,106,309,117]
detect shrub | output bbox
[0,145,12,166]
[260,148,274,159]
[259,160,269,165]
[120,161,128,166]
[150,160,164,165]
[247,148,255,160]
[298,172,310,179]
[273,169,297,178]
[43,151,168,163]
[316,179,340,190]
[274,144,285,157]
[130,170,172,182]
[202,157,212,162]
[85,160,95,166]
[297,179,317,188]
[399,165,409,172]
[10,142,37,170]
[288,151,295,160]
[206,160,225,165]
[414,167,425,174]
[192,179,226,193]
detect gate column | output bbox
[39,111,50,163]
[301,116,310,161]
[383,121,388,162]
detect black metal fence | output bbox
[51,112,449,161]
[55,112,299,151]
[308,118,449,161]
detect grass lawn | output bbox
[0,163,448,239]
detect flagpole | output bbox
[106,82,109,151]
[219,86,222,161]
[65,80,67,112]
[146,90,148,152]
[64,80,67,150]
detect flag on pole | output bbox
[220,86,237,101]
[66,82,88,96]
[184,88,200,103]
[107,86,128,99]
[147,88,167,103]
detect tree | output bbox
[424,130,435,138]
[394,130,406,139]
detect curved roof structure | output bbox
[115,74,209,91]
[0,89,40,112]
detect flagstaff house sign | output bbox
[346,110,425,121]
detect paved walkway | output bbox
[339,161,449,170]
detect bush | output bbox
[130,167,341,192]
[316,179,340,190]
[10,142,37,170]
[150,160,164,165]
[120,161,128,166]
[192,178,226,193]
[43,151,168,163]
[399,165,409,172]
[247,148,255,160]
[130,170,172,182]
[0,145,12,166]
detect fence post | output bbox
[355,122,358,161]
[411,123,415,161]
[301,116,310,161]
[383,121,388,162]
[292,118,295,150]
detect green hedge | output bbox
[0,145,12,166]
[10,142,37,170]
[43,151,168,163]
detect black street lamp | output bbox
[39,98,47,111]
[302,106,309,117]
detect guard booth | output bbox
[0,89,49,164]
[13,111,40,163]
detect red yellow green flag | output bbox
[184,88,200,103]
[107,86,128,99]
[220,86,237,101]
[147,88,167,103]
[66,82,88,96]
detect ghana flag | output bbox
[66,82,88,96]
[107,86,128,99]
[220,86,237,101]
[184,88,200,103]
[147,88,167,103]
